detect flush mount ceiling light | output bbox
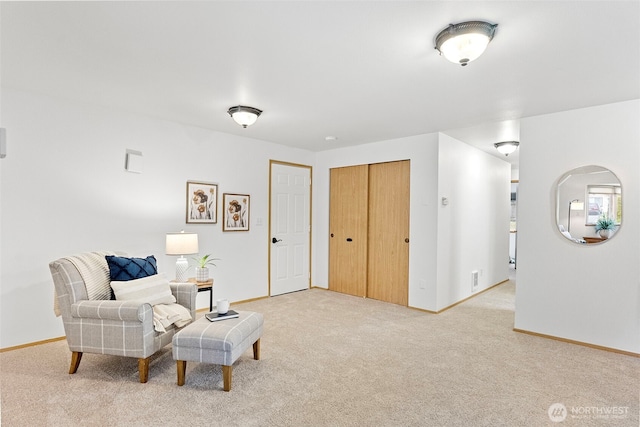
[227,105,262,128]
[435,21,498,66]
[494,141,519,156]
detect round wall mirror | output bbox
[555,165,622,244]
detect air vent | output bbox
[471,270,479,292]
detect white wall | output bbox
[515,100,640,353]
[436,134,511,309]
[313,133,510,312]
[0,88,313,348]
[0,87,515,348]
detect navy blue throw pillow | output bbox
[105,256,158,300]
[106,255,157,281]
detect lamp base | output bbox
[175,256,189,282]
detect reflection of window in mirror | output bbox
[586,185,622,225]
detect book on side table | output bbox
[205,310,239,322]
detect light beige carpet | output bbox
[1,282,638,426]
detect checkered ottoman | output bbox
[172,311,264,391]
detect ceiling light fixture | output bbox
[435,21,498,66]
[227,105,262,128]
[494,141,519,156]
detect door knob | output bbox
[272,237,282,244]
[405,238,409,243]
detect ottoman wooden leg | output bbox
[222,365,232,392]
[253,339,261,360]
[177,360,186,386]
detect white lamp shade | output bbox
[571,202,584,211]
[227,105,262,128]
[166,232,199,255]
[435,21,498,66]
[439,33,491,65]
[231,111,258,127]
[494,141,519,155]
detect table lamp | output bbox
[166,231,199,282]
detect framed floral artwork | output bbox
[223,193,250,231]
[186,181,218,224]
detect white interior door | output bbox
[269,162,311,296]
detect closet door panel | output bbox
[329,165,368,297]
[367,160,410,305]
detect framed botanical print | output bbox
[223,193,250,231]
[186,181,218,224]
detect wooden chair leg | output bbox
[253,339,261,360]
[138,357,150,383]
[222,365,232,392]
[69,351,83,374]
[176,360,186,386]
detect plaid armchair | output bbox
[49,253,197,383]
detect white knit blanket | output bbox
[54,251,115,316]
[152,303,192,333]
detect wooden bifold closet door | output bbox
[366,160,410,306]
[329,165,369,298]
[329,160,410,306]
